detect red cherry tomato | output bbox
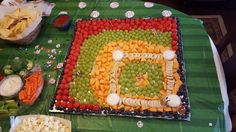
[86,104,93,110]
[172,45,178,51]
[61,101,67,108]
[57,90,63,95]
[68,96,75,103]
[80,104,86,111]
[55,101,61,107]
[63,90,69,96]
[66,102,73,109]
[73,102,80,109]
[56,95,62,101]
[62,96,68,101]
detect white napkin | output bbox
[28,0,55,16]
[1,0,26,6]
[0,0,54,17]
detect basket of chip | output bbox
[0,4,42,45]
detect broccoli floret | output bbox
[11,58,23,72]
[22,59,28,68]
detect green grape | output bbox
[130,87,135,93]
[121,90,125,95]
[150,93,155,97]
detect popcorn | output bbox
[16,116,70,132]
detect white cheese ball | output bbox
[166,94,181,107]
[163,50,175,60]
[106,93,120,106]
[112,50,124,61]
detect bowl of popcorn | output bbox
[9,115,71,132]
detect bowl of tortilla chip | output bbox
[0,7,42,45]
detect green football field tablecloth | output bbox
[0,0,225,131]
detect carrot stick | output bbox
[18,70,43,105]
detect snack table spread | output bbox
[0,0,228,132]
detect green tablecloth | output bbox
[0,0,225,131]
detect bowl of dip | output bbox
[53,14,71,31]
[0,75,23,98]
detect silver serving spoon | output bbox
[10,113,15,129]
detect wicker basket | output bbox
[9,21,42,45]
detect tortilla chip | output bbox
[10,8,20,18]
[0,17,15,29]
[20,20,27,32]
[26,18,33,27]
[10,22,23,35]
[0,29,11,38]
